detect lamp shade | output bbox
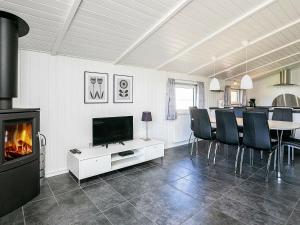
[240,74,253,89]
[142,111,152,121]
[209,77,220,91]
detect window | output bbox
[231,89,240,105]
[175,83,197,111]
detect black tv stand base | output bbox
[102,142,125,148]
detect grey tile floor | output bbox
[1,141,300,225]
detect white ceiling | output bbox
[1,0,300,80]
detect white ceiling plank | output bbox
[113,0,193,64]
[188,17,300,74]
[155,0,277,70]
[51,0,82,55]
[252,60,300,79]
[207,38,300,78]
[225,52,300,80]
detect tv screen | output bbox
[93,116,133,146]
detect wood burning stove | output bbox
[0,12,41,217]
[0,109,40,216]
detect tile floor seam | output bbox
[178,201,248,225]
[168,180,223,203]
[22,206,26,225]
[236,183,299,208]
[227,185,297,218]
[82,179,128,214]
[101,178,156,205]
[126,200,160,225]
[243,165,300,189]
[46,180,60,206]
[284,198,300,225]
[220,193,287,223]
[80,185,114,225]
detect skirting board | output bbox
[45,168,69,178]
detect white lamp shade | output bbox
[209,77,220,91]
[240,74,253,89]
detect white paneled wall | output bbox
[248,68,300,106]
[248,68,300,138]
[14,50,215,177]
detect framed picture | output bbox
[84,71,108,103]
[113,74,133,103]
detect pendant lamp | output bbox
[209,57,220,91]
[240,42,253,89]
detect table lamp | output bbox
[142,111,152,141]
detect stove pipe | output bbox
[0,11,29,109]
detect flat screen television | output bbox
[93,116,133,146]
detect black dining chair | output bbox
[214,110,242,173]
[271,107,293,166]
[233,107,247,118]
[282,137,300,164]
[188,106,198,146]
[240,111,278,180]
[250,107,269,119]
[191,108,216,159]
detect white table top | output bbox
[210,117,300,131]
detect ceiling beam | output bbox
[113,0,193,64]
[224,52,300,80]
[51,0,82,55]
[155,0,276,70]
[206,38,300,78]
[252,60,300,79]
[188,17,300,74]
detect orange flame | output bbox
[4,122,32,161]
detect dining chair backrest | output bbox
[272,107,293,122]
[243,111,272,150]
[250,107,269,119]
[193,108,213,140]
[233,107,247,118]
[215,110,239,145]
[189,106,197,132]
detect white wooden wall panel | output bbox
[14,50,215,177]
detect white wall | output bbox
[14,50,216,177]
[248,68,300,106]
[248,68,300,139]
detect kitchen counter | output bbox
[209,106,300,113]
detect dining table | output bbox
[210,117,300,179]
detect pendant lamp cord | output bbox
[245,44,248,74]
[213,60,216,77]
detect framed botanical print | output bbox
[113,74,133,103]
[84,71,108,103]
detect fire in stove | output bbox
[4,121,33,161]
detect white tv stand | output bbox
[67,139,164,183]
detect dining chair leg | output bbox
[260,150,263,160]
[207,141,213,163]
[266,151,274,182]
[196,139,199,155]
[280,145,284,171]
[190,138,195,158]
[213,142,219,165]
[288,145,291,166]
[188,132,193,146]
[292,147,295,165]
[239,147,245,175]
[250,148,254,167]
[273,149,277,171]
[235,146,240,174]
